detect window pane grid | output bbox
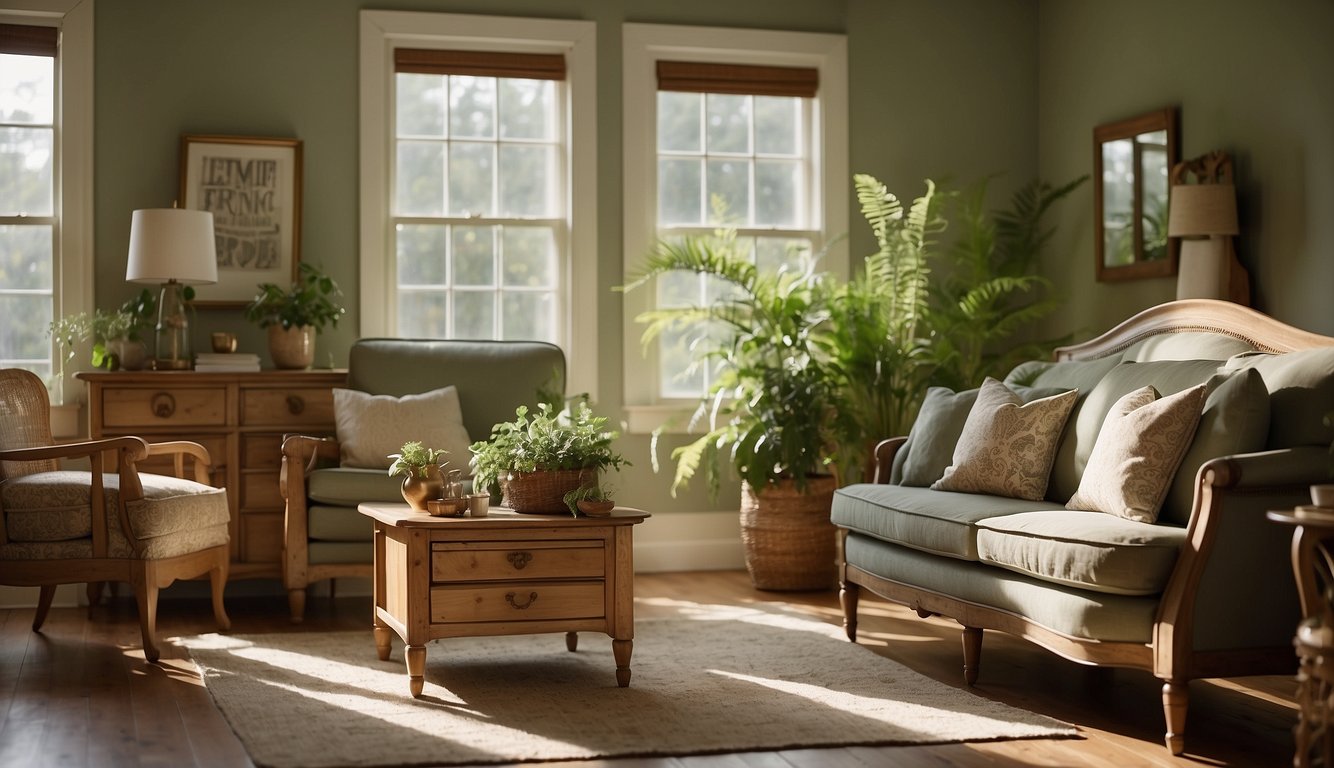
[393,69,565,346]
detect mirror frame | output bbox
[1093,107,1180,282]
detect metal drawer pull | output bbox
[151,392,176,418]
[286,395,305,415]
[507,551,533,570]
[506,591,538,610]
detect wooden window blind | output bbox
[0,23,57,58]
[656,60,817,98]
[394,48,566,80]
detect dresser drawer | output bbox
[102,387,227,428]
[238,511,283,564]
[432,541,604,582]
[241,433,284,469]
[241,387,335,427]
[430,582,605,624]
[240,470,282,510]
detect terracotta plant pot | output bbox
[577,499,615,517]
[268,325,315,369]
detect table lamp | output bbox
[1168,151,1249,305]
[125,208,218,370]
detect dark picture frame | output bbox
[179,134,303,306]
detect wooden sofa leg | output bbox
[840,581,860,641]
[1162,679,1188,755]
[32,585,56,631]
[288,588,307,623]
[962,626,983,686]
[132,564,161,663]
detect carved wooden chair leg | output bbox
[288,587,307,623]
[132,565,161,663]
[962,626,983,685]
[210,552,230,631]
[1162,679,1189,755]
[32,585,56,631]
[840,581,860,641]
[86,581,104,609]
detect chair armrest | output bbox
[871,437,907,485]
[0,435,149,466]
[279,434,340,499]
[146,440,214,484]
[279,434,339,595]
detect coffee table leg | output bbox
[406,645,426,697]
[373,625,392,661]
[613,638,632,687]
[565,632,578,652]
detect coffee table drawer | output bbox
[432,541,604,582]
[430,582,605,623]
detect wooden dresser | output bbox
[77,369,347,580]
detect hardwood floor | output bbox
[0,570,1297,767]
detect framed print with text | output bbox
[179,134,303,306]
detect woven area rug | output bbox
[180,606,1077,767]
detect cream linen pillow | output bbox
[1066,384,1206,523]
[333,386,473,475]
[931,378,1078,501]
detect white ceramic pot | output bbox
[1313,484,1334,509]
[268,325,315,369]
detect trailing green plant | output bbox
[624,224,843,497]
[245,262,345,332]
[563,482,615,515]
[469,401,628,496]
[386,440,449,479]
[924,174,1088,392]
[46,288,160,374]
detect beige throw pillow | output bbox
[1066,384,1206,523]
[931,378,1078,501]
[333,386,473,475]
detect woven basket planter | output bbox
[740,476,839,591]
[501,468,594,514]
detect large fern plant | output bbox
[623,226,842,497]
[925,175,1088,391]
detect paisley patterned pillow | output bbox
[1066,384,1206,523]
[931,378,1078,501]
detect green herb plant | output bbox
[387,441,448,479]
[469,401,628,496]
[245,262,345,332]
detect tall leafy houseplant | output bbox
[925,175,1089,392]
[246,263,344,369]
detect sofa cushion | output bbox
[308,505,373,542]
[897,384,1071,487]
[307,467,404,506]
[975,510,1187,596]
[931,379,1077,501]
[1046,359,1221,503]
[1162,367,1270,525]
[333,386,473,474]
[832,483,1065,560]
[1222,347,1334,449]
[1067,384,1205,523]
[1119,331,1258,363]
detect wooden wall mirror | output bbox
[1093,107,1179,281]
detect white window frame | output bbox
[1,0,94,405]
[359,10,597,400]
[621,23,848,433]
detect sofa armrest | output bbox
[1201,445,1328,491]
[279,434,340,596]
[279,434,340,500]
[871,437,907,485]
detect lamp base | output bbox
[152,280,194,369]
[1175,237,1250,306]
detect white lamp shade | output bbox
[125,208,219,285]
[1167,184,1239,237]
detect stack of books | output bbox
[195,352,261,372]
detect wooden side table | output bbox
[1268,506,1334,768]
[358,502,649,697]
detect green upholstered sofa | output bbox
[279,339,565,621]
[833,300,1334,754]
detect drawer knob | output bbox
[151,392,176,418]
[506,591,538,610]
[286,395,305,415]
[507,551,533,570]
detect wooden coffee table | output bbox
[357,502,649,697]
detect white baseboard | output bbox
[0,510,744,608]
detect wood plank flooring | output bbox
[0,570,1297,767]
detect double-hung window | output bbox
[622,24,847,431]
[360,12,597,399]
[0,5,92,400]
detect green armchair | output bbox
[279,338,565,621]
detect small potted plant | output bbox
[245,262,345,369]
[470,401,628,514]
[387,440,448,512]
[563,482,616,517]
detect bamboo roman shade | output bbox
[656,60,818,98]
[0,23,57,57]
[394,48,566,80]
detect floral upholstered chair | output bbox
[0,368,231,661]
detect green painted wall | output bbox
[1037,0,1334,339]
[91,0,1040,517]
